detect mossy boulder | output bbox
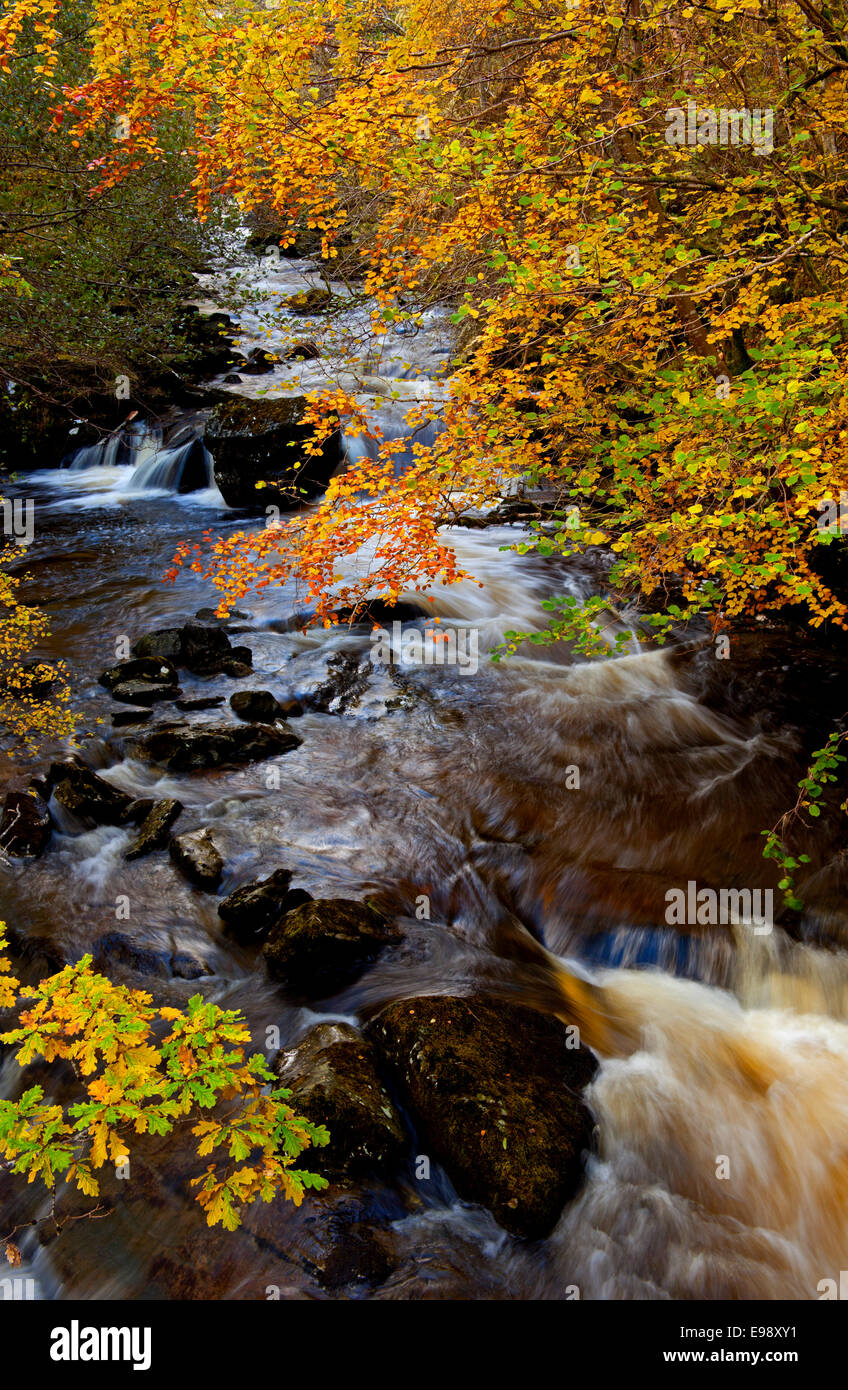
[263,898,400,996]
[274,1022,407,1175]
[218,868,311,943]
[364,994,598,1239]
[204,395,340,511]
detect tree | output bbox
[3,0,842,636]
[0,922,328,1259]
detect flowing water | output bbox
[2,248,848,1302]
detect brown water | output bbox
[3,258,848,1302]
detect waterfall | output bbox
[63,423,215,495]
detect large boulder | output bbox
[0,788,51,857]
[364,994,598,1239]
[131,622,251,676]
[218,868,311,943]
[169,827,224,890]
[98,656,179,692]
[274,1022,407,1175]
[49,761,135,827]
[204,396,340,511]
[229,689,288,723]
[134,720,301,772]
[263,898,400,996]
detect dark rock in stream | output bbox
[229,689,288,723]
[125,798,184,860]
[263,898,401,996]
[364,994,598,1240]
[131,622,251,676]
[93,932,213,980]
[132,628,184,663]
[304,651,372,714]
[218,868,311,942]
[49,761,136,828]
[135,720,301,772]
[169,827,224,890]
[204,395,340,511]
[240,347,277,375]
[174,696,225,712]
[111,708,154,726]
[111,679,182,706]
[274,1022,407,1176]
[0,787,52,857]
[99,656,179,691]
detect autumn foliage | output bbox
[0,923,328,1245]
[0,0,842,631]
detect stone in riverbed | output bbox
[111,679,182,706]
[169,827,224,890]
[50,761,135,827]
[125,798,184,861]
[112,707,154,726]
[99,656,179,691]
[0,788,51,857]
[204,395,340,511]
[174,696,225,712]
[229,689,287,723]
[274,1022,407,1175]
[218,868,312,943]
[132,628,184,663]
[134,720,301,772]
[263,898,400,996]
[364,994,598,1240]
[131,622,252,676]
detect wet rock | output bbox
[230,689,288,723]
[50,761,135,827]
[263,898,400,996]
[218,868,312,943]
[298,1190,398,1292]
[93,932,213,980]
[99,656,179,692]
[93,932,169,979]
[125,798,184,861]
[365,994,598,1240]
[274,1022,407,1175]
[240,348,277,375]
[170,952,214,980]
[130,623,249,676]
[135,720,301,772]
[132,628,184,663]
[174,696,225,712]
[282,339,320,362]
[0,788,51,858]
[111,679,181,706]
[124,798,156,824]
[222,373,243,384]
[111,708,154,726]
[204,395,340,511]
[169,828,224,890]
[305,651,372,714]
[221,660,252,679]
[278,698,304,719]
[180,621,237,675]
[285,287,332,316]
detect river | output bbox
[2,245,848,1302]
